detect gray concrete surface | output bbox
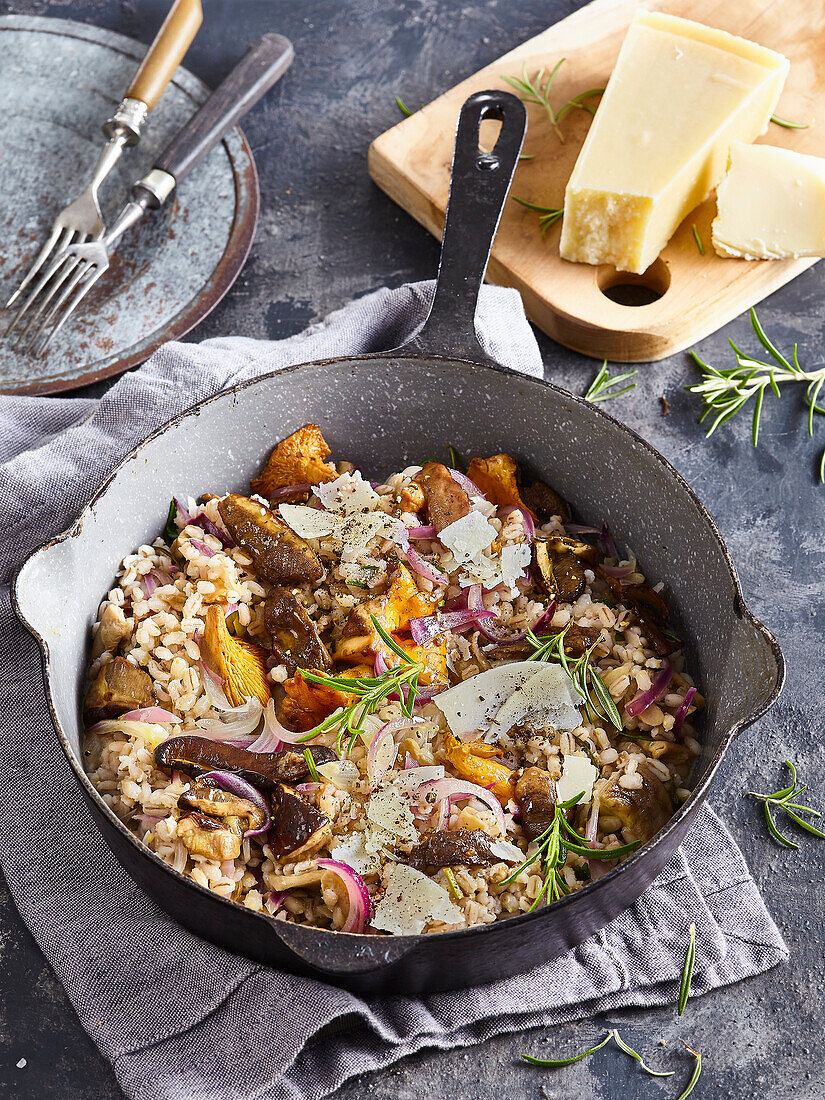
[1,1,824,1098]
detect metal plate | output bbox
[0,15,259,395]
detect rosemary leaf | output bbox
[163,499,178,545]
[395,95,413,117]
[500,59,602,143]
[691,224,705,255]
[677,1041,702,1099]
[678,921,696,1015]
[748,760,825,849]
[612,1030,675,1077]
[303,748,321,783]
[522,1032,612,1067]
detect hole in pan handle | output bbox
[390,89,527,366]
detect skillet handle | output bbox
[397,89,527,365]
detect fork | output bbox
[5,0,203,343]
[23,33,295,358]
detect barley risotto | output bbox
[83,425,702,936]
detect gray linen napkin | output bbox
[0,281,786,1100]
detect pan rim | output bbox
[12,349,785,954]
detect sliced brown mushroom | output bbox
[515,766,559,840]
[177,811,243,860]
[91,603,129,659]
[178,783,267,832]
[155,736,335,790]
[414,461,471,532]
[268,866,325,891]
[84,657,156,726]
[534,536,599,603]
[217,494,324,584]
[265,587,332,675]
[519,479,570,522]
[598,570,677,657]
[599,762,673,844]
[270,782,331,859]
[402,828,498,870]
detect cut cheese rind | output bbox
[560,11,789,274]
[712,141,825,259]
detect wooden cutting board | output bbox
[368,0,825,362]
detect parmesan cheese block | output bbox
[560,12,789,274]
[712,141,825,259]
[371,864,462,935]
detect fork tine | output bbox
[5,232,81,339]
[11,241,90,347]
[5,225,74,310]
[29,261,103,357]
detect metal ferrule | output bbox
[102,96,149,146]
[132,168,177,209]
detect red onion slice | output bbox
[499,505,535,542]
[189,512,233,547]
[316,858,371,933]
[600,521,618,559]
[120,706,180,723]
[141,573,158,597]
[198,769,270,837]
[449,468,483,497]
[409,608,494,645]
[174,497,193,526]
[266,890,285,914]
[672,686,697,739]
[564,523,602,537]
[406,525,436,538]
[415,776,505,832]
[601,563,635,579]
[189,538,216,558]
[467,585,555,645]
[267,483,312,502]
[248,699,306,749]
[404,546,449,585]
[625,660,674,718]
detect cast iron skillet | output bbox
[14,91,784,995]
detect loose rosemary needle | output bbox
[512,196,564,236]
[678,922,696,1015]
[395,95,414,117]
[677,1040,702,1099]
[691,224,705,255]
[612,1030,675,1077]
[522,1031,612,1067]
[770,113,809,129]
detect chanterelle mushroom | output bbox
[265,587,332,676]
[177,812,243,860]
[218,494,324,585]
[200,604,270,707]
[84,657,156,726]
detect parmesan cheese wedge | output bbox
[712,141,825,259]
[560,12,789,273]
[371,864,463,935]
[556,754,599,805]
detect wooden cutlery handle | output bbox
[126,0,203,111]
[154,34,294,184]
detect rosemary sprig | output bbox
[691,224,705,255]
[501,59,603,142]
[612,1030,675,1077]
[512,196,563,237]
[677,1040,702,1099]
[584,361,639,403]
[395,95,414,117]
[501,791,640,908]
[525,626,623,729]
[678,921,696,1015]
[687,308,825,470]
[770,113,808,129]
[163,499,178,545]
[746,760,825,849]
[299,615,422,752]
[443,867,462,900]
[522,1031,612,1067]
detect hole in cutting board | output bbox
[597,258,670,306]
